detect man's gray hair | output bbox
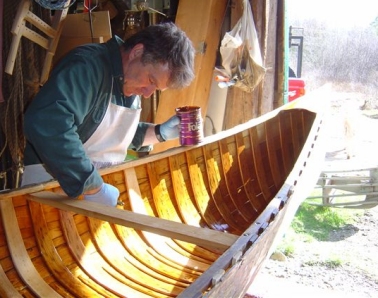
[123,23,195,89]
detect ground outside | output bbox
[245,89,378,298]
[245,273,358,298]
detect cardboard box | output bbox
[54,11,112,64]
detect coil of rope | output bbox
[34,0,76,10]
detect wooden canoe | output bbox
[0,99,325,298]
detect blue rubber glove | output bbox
[83,183,119,207]
[160,115,180,141]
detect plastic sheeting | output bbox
[220,0,266,93]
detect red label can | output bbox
[175,106,204,146]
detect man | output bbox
[22,22,195,206]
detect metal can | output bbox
[175,106,204,146]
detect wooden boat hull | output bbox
[0,100,325,297]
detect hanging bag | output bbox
[220,0,265,92]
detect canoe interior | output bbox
[0,106,324,297]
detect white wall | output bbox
[204,72,228,137]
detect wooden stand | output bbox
[4,0,69,85]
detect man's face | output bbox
[122,44,171,98]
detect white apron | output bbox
[83,102,141,169]
[22,99,141,186]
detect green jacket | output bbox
[24,36,150,197]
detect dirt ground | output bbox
[247,88,378,297]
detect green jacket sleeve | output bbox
[24,53,108,197]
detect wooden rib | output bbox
[303,110,316,136]
[143,163,213,269]
[171,148,226,263]
[257,121,277,194]
[234,131,266,213]
[170,240,218,263]
[168,154,221,261]
[206,141,251,224]
[113,224,200,282]
[28,200,101,297]
[249,124,274,202]
[147,157,212,261]
[59,210,154,297]
[223,133,260,215]
[123,168,207,273]
[108,227,198,286]
[218,137,257,220]
[146,160,182,222]
[299,111,308,149]
[278,111,295,174]
[26,191,237,251]
[265,115,285,188]
[87,217,186,296]
[0,263,22,298]
[178,205,276,298]
[55,246,114,297]
[124,166,233,268]
[123,168,202,279]
[112,167,210,275]
[185,148,232,233]
[202,144,247,232]
[289,110,303,157]
[0,199,61,297]
[168,154,203,226]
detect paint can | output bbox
[175,106,204,146]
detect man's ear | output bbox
[129,44,144,60]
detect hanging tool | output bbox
[84,0,99,43]
[135,0,167,17]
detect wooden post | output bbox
[259,0,278,115]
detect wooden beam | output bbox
[260,0,278,114]
[26,191,238,251]
[0,199,62,298]
[153,0,228,153]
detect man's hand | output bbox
[159,115,180,141]
[83,183,119,206]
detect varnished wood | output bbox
[0,96,325,297]
[26,191,238,251]
[0,264,22,298]
[59,210,150,297]
[28,200,100,297]
[0,199,61,297]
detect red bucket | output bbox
[175,106,204,146]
